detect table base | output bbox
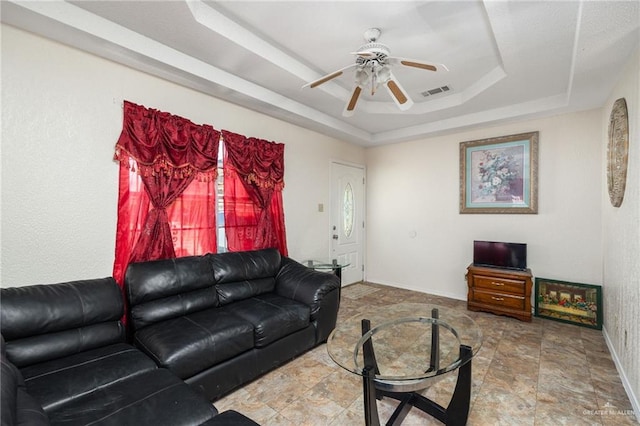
[361,318,473,426]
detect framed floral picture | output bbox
[459,131,538,214]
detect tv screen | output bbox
[473,240,527,270]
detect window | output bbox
[168,178,217,257]
[123,164,219,258]
[114,102,287,287]
[122,138,280,258]
[343,182,354,238]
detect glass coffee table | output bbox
[327,303,483,425]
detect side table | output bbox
[301,259,350,282]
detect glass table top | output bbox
[327,303,483,384]
[301,259,350,269]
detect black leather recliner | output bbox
[125,248,341,400]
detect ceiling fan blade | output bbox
[387,56,449,72]
[350,51,376,58]
[401,60,437,71]
[302,64,357,89]
[385,73,414,111]
[304,71,343,89]
[342,86,363,117]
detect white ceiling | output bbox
[2,1,639,146]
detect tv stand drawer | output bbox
[473,275,526,295]
[471,289,525,310]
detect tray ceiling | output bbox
[2,1,639,146]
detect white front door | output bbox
[331,162,365,285]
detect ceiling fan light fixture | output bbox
[377,65,391,83]
[355,68,370,86]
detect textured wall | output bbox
[601,48,640,417]
[0,25,364,287]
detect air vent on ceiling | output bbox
[420,85,451,97]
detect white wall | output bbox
[365,110,603,300]
[601,48,640,417]
[0,25,364,287]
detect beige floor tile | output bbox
[277,392,345,425]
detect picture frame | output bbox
[460,131,538,213]
[534,277,602,330]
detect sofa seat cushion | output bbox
[20,343,157,412]
[133,308,254,379]
[46,369,218,426]
[230,294,311,347]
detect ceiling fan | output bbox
[303,28,447,117]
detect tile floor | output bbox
[214,282,637,425]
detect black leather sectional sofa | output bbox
[0,278,255,425]
[125,248,341,400]
[0,249,340,425]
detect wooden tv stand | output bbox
[466,264,532,322]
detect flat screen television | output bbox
[473,240,527,270]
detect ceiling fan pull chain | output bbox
[371,68,377,95]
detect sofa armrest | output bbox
[1,335,49,426]
[276,257,340,316]
[275,258,340,342]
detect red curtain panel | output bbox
[222,130,288,256]
[112,101,220,286]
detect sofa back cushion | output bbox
[125,255,218,331]
[0,278,125,368]
[210,249,281,305]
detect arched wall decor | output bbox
[607,98,630,208]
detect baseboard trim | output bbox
[602,325,640,421]
[363,278,466,302]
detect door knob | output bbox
[332,234,339,240]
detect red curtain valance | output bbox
[222,130,284,190]
[115,101,220,180]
